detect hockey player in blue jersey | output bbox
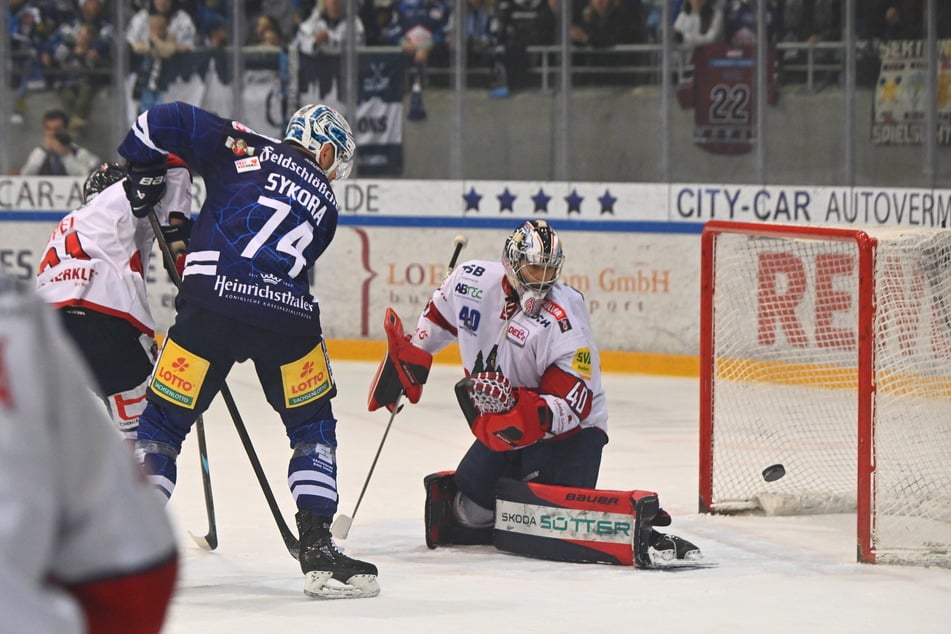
[118,101,379,600]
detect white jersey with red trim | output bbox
[0,277,177,634]
[411,259,607,437]
[34,167,192,335]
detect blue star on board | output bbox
[497,187,516,212]
[565,189,583,214]
[463,187,482,212]
[531,188,551,213]
[598,189,617,215]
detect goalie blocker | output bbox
[425,472,672,568]
[368,308,432,412]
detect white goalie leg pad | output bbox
[493,477,660,566]
[303,571,380,600]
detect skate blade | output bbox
[303,571,380,599]
[645,547,718,570]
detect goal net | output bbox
[699,221,951,566]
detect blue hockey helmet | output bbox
[284,104,356,180]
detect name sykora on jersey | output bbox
[119,102,339,336]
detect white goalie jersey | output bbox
[411,259,607,437]
[34,167,192,336]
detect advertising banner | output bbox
[3,177,950,358]
[872,39,951,145]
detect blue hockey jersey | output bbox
[118,102,338,336]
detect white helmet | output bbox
[502,220,565,316]
[284,104,356,180]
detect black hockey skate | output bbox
[647,530,715,569]
[297,511,379,599]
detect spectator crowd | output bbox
[6,1,951,158]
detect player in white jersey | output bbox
[393,220,702,564]
[406,220,608,540]
[35,157,192,442]
[0,274,178,634]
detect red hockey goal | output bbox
[700,220,951,566]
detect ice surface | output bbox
[163,362,951,633]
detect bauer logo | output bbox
[494,499,632,543]
[280,342,334,408]
[565,492,619,505]
[151,340,209,409]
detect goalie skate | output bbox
[644,531,718,570]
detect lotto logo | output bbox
[281,343,333,407]
[150,341,209,409]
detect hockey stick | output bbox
[190,416,218,550]
[332,234,468,540]
[146,210,217,551]
[216,381,300,559]
[150,211,299,558]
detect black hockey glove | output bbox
[124,161,168,218]
[159,212,194,245]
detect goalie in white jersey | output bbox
[373,220,703,566]
[34,157,193,442]
[0,274,178,634]
[405,220,611,542]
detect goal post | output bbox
[699,220,951,566]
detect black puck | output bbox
[762,464,786,482]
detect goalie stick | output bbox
[332,234,468,540]
[149,210,300,558]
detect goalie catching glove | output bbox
[124,160,168,218]
[368,307,433,412]
[455,372,553,452]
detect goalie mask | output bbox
[284,104,356,180]
[502,220,565,316]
